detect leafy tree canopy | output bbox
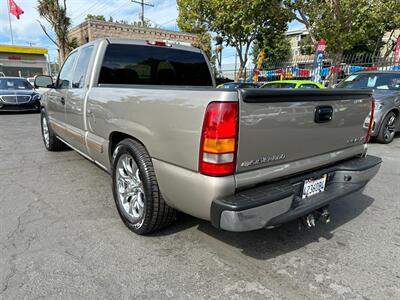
[177,0,291,80]
[37,0,77,62]
[252,33,292,67]
[285,0,400,58]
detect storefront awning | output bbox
[0,45,48,55]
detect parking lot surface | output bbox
[0,113,399,299]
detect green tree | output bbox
[177,0,291,80]
[252,32,292,68]
[285,0,400,84]
[193,32,214,64]
[175,6,214,65]
[85,14,106,21]
[37,0,78,63]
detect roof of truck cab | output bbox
[103,38,201,53]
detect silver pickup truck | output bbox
[35,38,382,234]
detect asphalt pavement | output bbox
[0,113,399,299]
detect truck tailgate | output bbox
[236,89,373,174]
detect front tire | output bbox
[40,109,66,151]
[376,111,398,144]
[112,138,176,234]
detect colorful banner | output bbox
[311,39,326,83]
[394,37,400,65]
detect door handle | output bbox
[315,105,333,123]
[60,97,65,105]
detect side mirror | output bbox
[34,75,54,89]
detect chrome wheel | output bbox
[383,115,396,142]
[116,154,145,222]
[42,115,50,147]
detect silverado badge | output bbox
[241,154,287,167]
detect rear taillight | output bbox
[199,102,238,176]
[365,96,375,143]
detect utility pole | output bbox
[131,0,154,25]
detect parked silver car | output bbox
[337,71,400,143]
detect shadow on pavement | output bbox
[156,193,375,260]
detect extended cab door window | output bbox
[72,46,94,88]
[56,52,78,89]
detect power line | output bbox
[72,0,108,20]
[108,0,132,19]
[87,1,115,19]
[159,17,176,26]
[70,2,97,19]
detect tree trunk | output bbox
[235,42,250,81]
[235,46,244,81]
[58,40,70,64]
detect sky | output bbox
[0,0,304,68]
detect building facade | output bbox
[69,20,197,46]
[0,45,48,77]
[284,28,313,61]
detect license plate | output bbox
[302,175,327,199]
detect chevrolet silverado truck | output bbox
[35,38,382,234]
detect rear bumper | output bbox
[211,155,382,232]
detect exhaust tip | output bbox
[299,206,331,229]
[303,213,316,228]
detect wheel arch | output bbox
[108,131,148,163]
[389,107,400,117]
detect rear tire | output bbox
[40,109,66,151]
[112,138,176,234]
[376,111,397,144]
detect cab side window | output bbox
[56,51,78,89]
[72,46,94,88]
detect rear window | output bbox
[98,44,213,86]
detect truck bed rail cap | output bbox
[240,88,373,103]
